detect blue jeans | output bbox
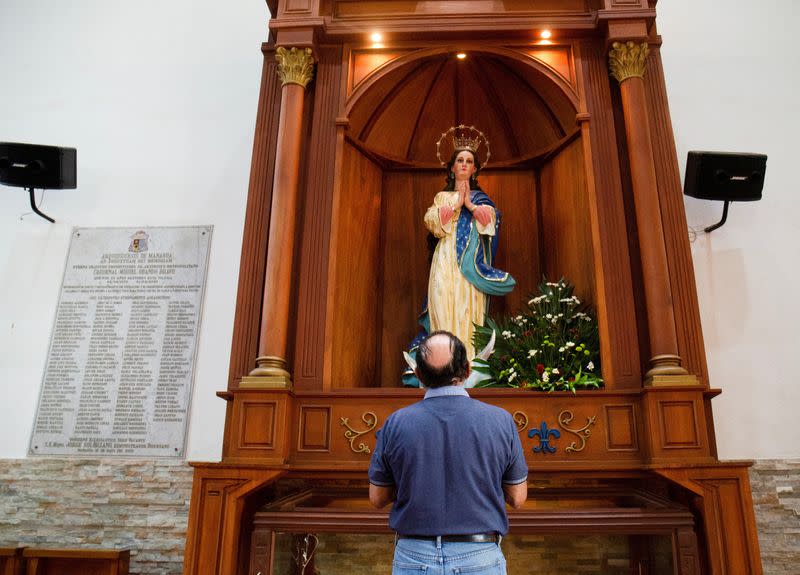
[392,537,506,575]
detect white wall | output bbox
[0,0,269,460]
[0,1,796,462]
[658,0,800,459]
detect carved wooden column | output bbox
[609,41,696,385]
[242,46,315,388]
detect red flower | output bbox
[536,363,545,375]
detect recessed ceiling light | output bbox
[540,30,552,39]
[370,32,383,43]
[456,52,467,60]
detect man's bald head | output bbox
[415,331,469,388]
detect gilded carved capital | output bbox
[608,41,650,83]
[276,47,315,88]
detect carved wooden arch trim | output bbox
[344,45,580,118]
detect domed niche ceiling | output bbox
[347,50,578,166]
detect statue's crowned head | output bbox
[436,124,491,167]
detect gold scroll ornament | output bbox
[557,410,597,453]
[339,412,378,454]
[512,411,529,432]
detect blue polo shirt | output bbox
[368,386,528,536]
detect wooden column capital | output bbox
[608,41,650,84]
[275,46,316,88]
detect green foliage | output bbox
[472,278,603,392]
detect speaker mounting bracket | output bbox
[27,187,55,223]
[704,200,729,233]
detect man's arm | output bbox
[503,480,527,509]
[369,483,396,508]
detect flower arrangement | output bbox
[472,278,603,392]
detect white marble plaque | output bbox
[29,226,212,457]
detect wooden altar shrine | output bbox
[183,1,763,573]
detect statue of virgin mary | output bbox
[404,126,515,386]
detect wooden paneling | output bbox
[193,480,234,575]
[298,406,331,451]
[350,51,406,93]
[333,0,592,18]
[237,387,655,468]
[524,46,574,85]
[294,46,342,390]
[0,548,24,575]
[675,529,702,575]
[249,530,274,575]
[226,47,282,389]
[379,171,435,387]
[328,142,383,388]
[226,390,292,462]
[239,401,277,449]
[282,0,314,14]
[539,137,596,306]
[641,389,713,463]
[574,38,641,388]
[604,0,647,8]
[605,404,638,451]
[656,464,763,575]
[379,169,538,386]
[644,45,709,385]
[658,400,700,448]
[184,468,285,575]
[23,549,129,575]
[480,171,541,315]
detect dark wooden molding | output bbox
[293,45,343,390]
[644,46,710,385]
[575,38,641,388]
[226,47,283,390]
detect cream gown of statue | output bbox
[424,190,497,359]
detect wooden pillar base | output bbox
[645,354,698,386]
[242,356,292,388]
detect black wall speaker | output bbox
[683,151,767,202]
[0,142,77,189]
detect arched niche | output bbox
[327,47,596,388]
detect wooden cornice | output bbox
[321,14,599,40]
[596,8,657,23]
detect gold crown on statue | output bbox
[436,124,491,167]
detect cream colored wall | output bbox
[0,1,796,462]
[658,0,800,459]
[0,0,268,460]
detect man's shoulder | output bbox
[468,397,514,420]
[382,400,427,426]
